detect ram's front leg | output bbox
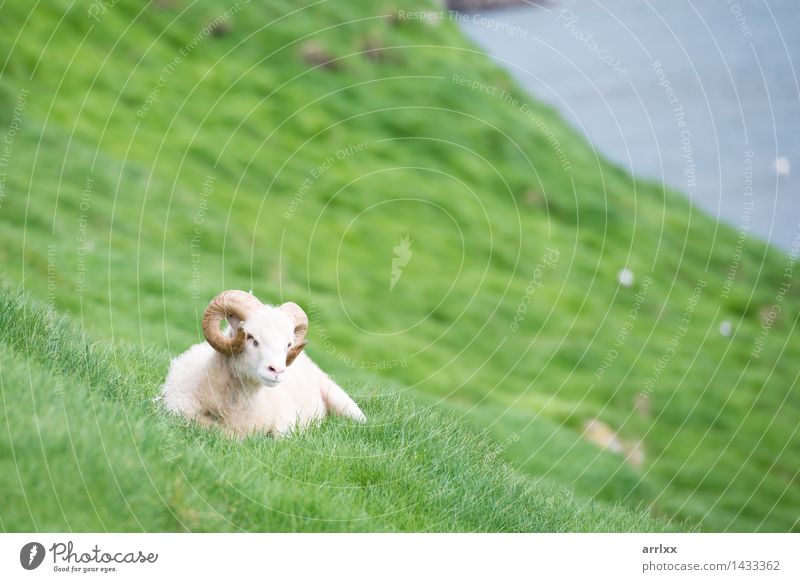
[322,381,366,422]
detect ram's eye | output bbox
[287,342,292,349]
[246,334,258,347]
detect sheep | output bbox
[161,290,366,437]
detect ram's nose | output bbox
[259,364,286,385]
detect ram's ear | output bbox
[225,315,243,338]
[286,341,307,366]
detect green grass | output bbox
[0,0,798,531]
[0,286,671,531]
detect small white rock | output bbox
[773,156,791,176]
[719,319,733,337]
[617,267,634,288]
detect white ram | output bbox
[161,290,365,437]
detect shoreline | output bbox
[456,1,799,252]
[446,0,530,12]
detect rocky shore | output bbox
[446,0,531,13]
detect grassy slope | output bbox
[0,287,671,532]
[0,0,797,531]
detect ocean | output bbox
[459,0,800,252]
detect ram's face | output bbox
[231,308,298,386]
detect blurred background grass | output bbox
[0,0,797,531]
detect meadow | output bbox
[0,0,797,531]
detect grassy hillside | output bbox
[0,0,797,531]
[0,286,672,531]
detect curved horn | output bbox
[279,302,308,365]
[202,290,263,355]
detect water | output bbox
[459,0,800,252]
